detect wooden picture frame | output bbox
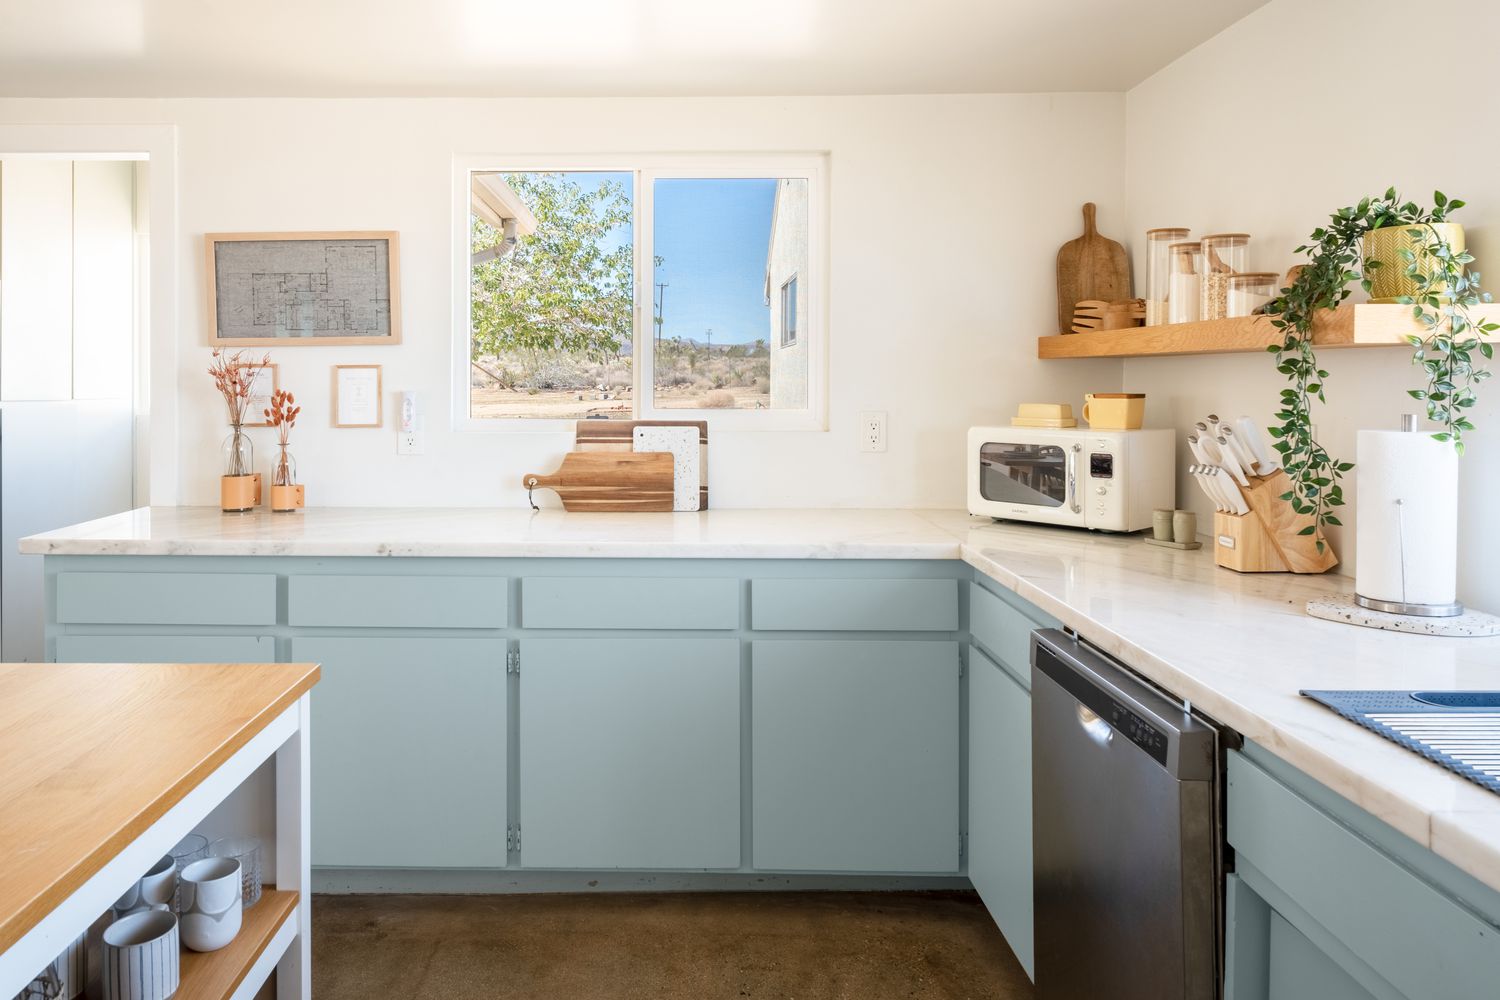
[237,362,278,427]
[332,364,383,428]
[205,231,402,346]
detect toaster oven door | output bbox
[976,441,1084,526]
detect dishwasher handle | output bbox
[1076,703,1115,748]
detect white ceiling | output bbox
[0,0,1270,98]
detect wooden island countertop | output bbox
[0,661,320,957]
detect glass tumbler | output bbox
[169,834,209,915]
[211,836,262,908]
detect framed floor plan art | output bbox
[205,231,401,345]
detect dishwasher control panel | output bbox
[1108,700,1168,766]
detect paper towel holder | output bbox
[1352,413,1465,618]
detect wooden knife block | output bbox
[1213,470,1339,574]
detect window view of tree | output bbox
[468,168,809,420]
[470,171,634,419]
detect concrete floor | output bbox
[312,891,1033,999]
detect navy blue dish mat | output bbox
[1302,689,1500,797]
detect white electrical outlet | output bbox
[397,432,424,456]
[859,411,887,453]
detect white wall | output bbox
[1124,0,1500,610]
[0,94,1126,510]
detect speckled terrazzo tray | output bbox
[1306,593,1500,637]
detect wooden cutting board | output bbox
[523,452,675,512]
[574,419,709,509]
[1056,203,1131,335]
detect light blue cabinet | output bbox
[292,636,508,868]
[751,639,960,872]
[967,644,1033,979]
[1226,747,1500,1000]
[518,637,741,869]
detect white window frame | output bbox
[452,153,828,433]
[780,274,798,347]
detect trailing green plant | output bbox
[1262,188,1495,551]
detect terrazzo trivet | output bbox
[1306,593,1500,637]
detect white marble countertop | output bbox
[22,505,1500,893]
[18,506,965,559]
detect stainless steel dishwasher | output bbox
[1031,629,1222,1000]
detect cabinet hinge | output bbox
[506,649,520,674]
[506,824,522,852]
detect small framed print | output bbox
[332,364,383,428]
[238,362,278,427]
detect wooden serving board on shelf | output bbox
[523,452,675,512]
[1055,203,1131,335]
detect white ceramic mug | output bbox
[179,857,243,952]
[101,910,178,1000]
[111,855,175,918]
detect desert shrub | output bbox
[700,389,736,408]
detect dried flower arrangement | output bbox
[266,388,301,488]
[208,347,271,427]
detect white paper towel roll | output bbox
[1355,429,1459,607]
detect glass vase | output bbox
[222,427,253,478]
[220,426,260,512]
[272,444,296,488]
[270,443,305,512]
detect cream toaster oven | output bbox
[967,426,1174,531]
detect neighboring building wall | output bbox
[767,179,808,410]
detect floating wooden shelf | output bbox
[176,888,297,1000]
[1037,303,1500,360]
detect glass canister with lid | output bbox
[1200,233,1250,320]
[1145,228,1191,326]
[1226,272,1279,317]
[1167,242,1203,324]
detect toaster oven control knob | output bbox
[1096,486,1107,495]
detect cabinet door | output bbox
[968,645,1034,979]
[291,637,507,868]
[1268,912,1377,1000]
[518,637,740,869]
[752,639,959,872]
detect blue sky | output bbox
[544,172,775,347]
[653,178,775,346]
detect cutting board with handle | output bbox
[574,419,709,509]
[1056,203,1132,335]
[523,452,675,511]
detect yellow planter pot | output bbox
[1361,222,1465,303]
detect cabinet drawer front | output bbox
[55,635,276,663]
[1228,751,1500,1000]
[288,574,507,629]
[969,583,1055,684]
[752,578,958,632]
[521,576,739,630]
[56,572,277,626]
